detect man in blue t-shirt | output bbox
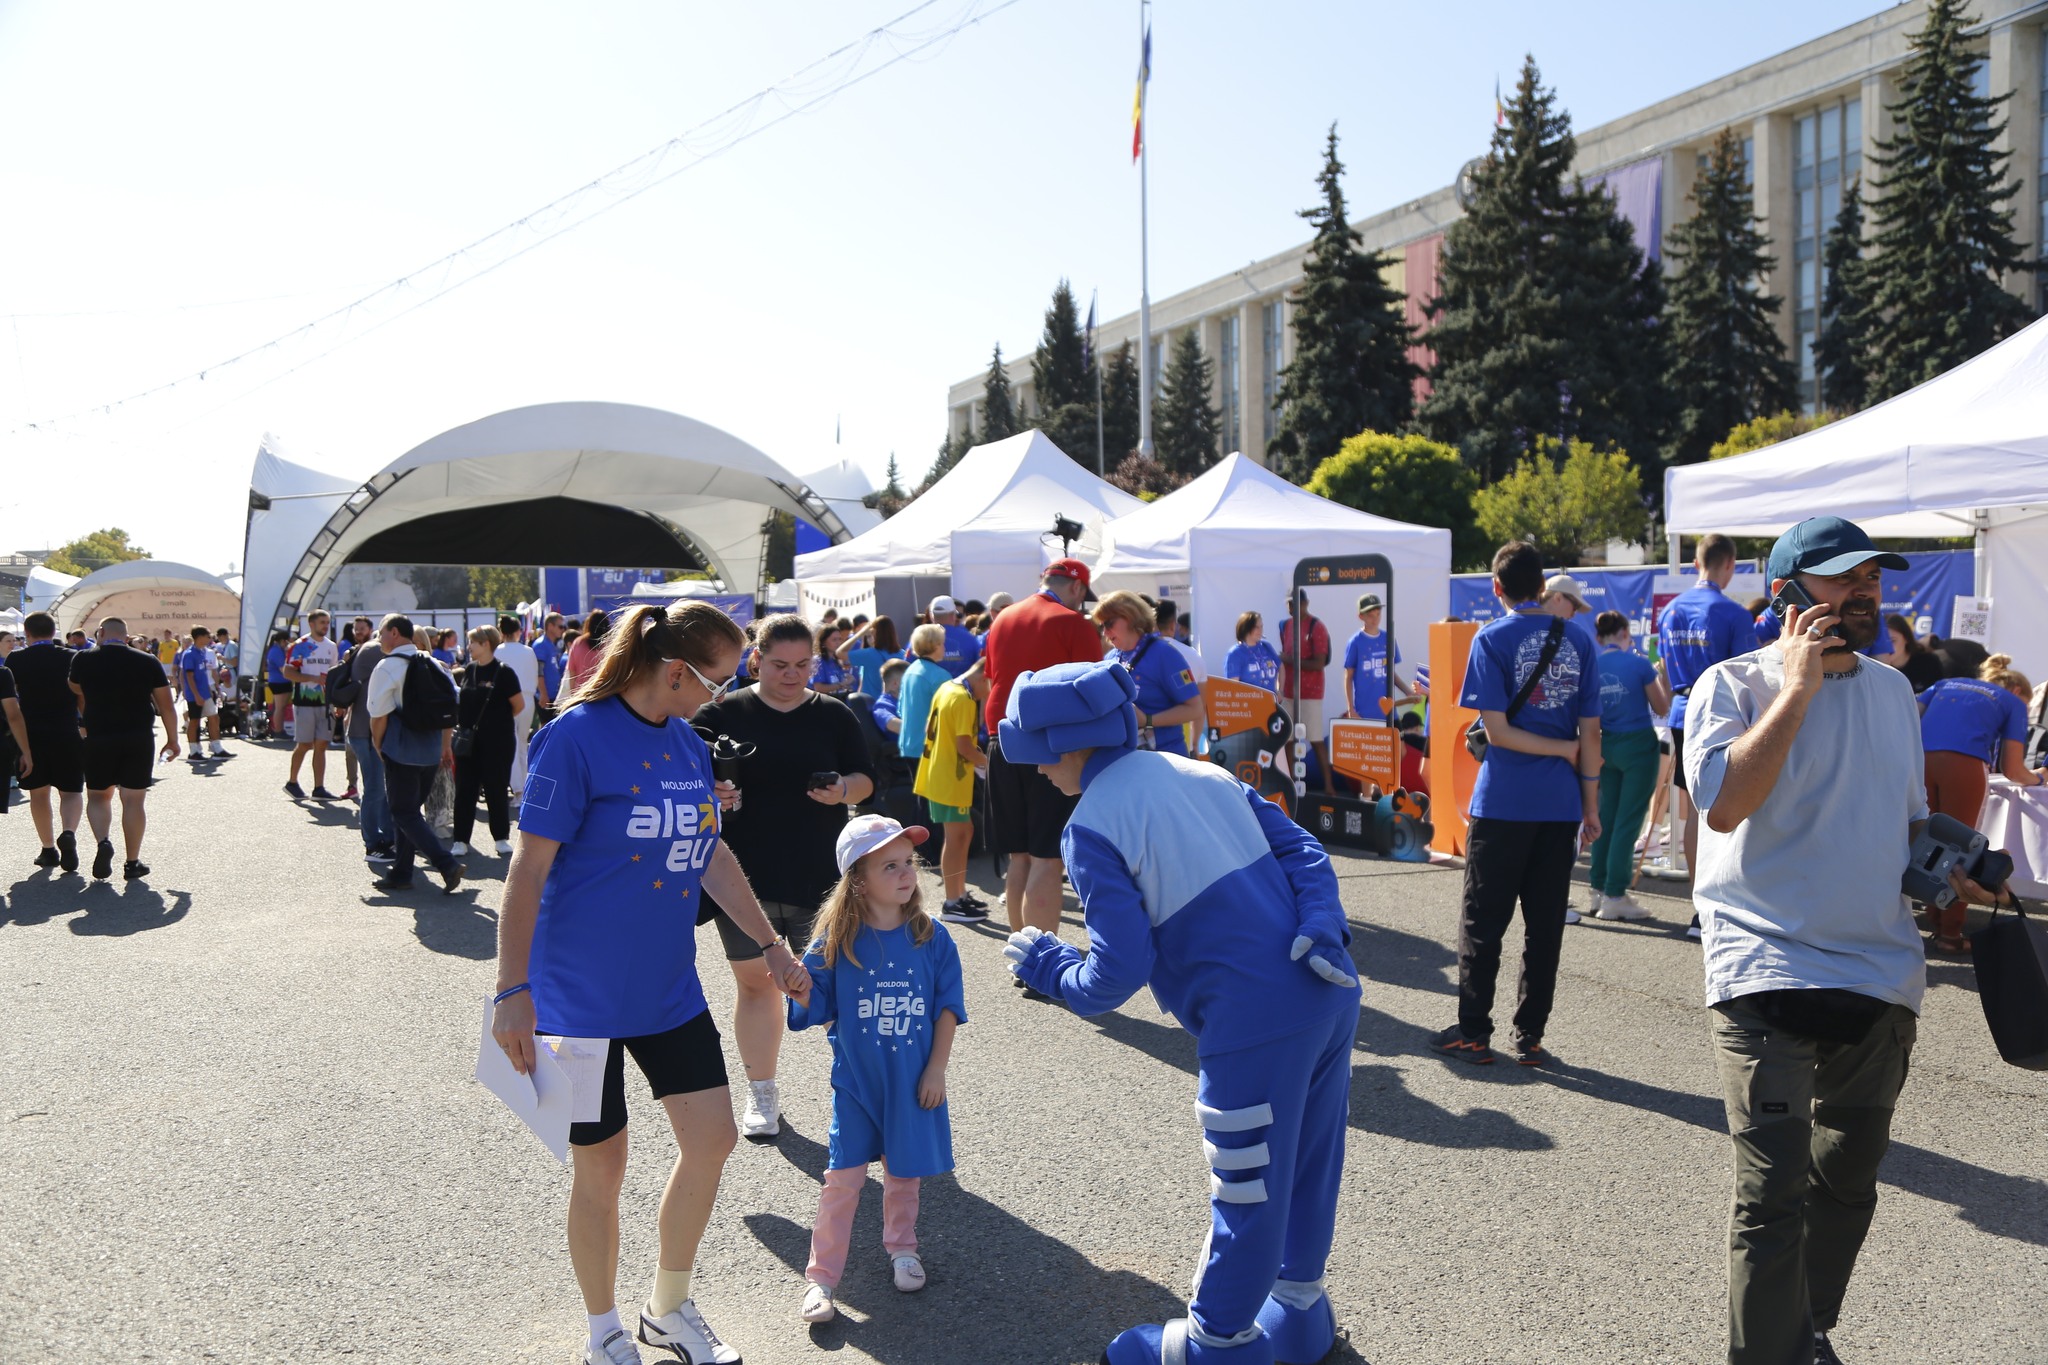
[921,596,982,679]
[177,626,228,762]
[1339,593,1412,722]
[1432,541,1601,1068]
[1655,533,1757,935]
[532,612,568,713]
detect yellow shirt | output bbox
[914,680,979,810]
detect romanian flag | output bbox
[1495,77,1505,126]
[1131,23,1150,162]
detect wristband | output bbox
[758,934,789,954]
[492,982,531,1005]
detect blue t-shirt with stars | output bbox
[788,920,966,1177]
[518,696,721,1038]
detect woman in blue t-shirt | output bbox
[262,629,292,739]
[490,601,806,1365]
[1918,655,2042,951]
[836,615,899,699]
[810,622,851,696]
[1584,611,1670,921]
[1223,610,1281,693]
[1091,591,1204,756]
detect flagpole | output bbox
[1135,0,1154,459]
[1092,288,1106,475]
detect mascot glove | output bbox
[1290,925,1359,990]
[1004,926,1082,996]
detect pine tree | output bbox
[921,417,975,494]
[867,453,910,518]
[1662,129,1797,467]
[1813,180,1874,412]
[1419,56,1669,484]
[1266,124,1417,481]
[1031,281,1092,413]
[1154,329,1223,479]
[1100,340,1142,465]
[980,344,1019,441]
[1863,0,2035,401]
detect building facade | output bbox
[948,1,2048,460]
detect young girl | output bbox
[786,814,965,1323]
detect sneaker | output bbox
[365,845,396,864]
[122,859,149,881]
[450,841,469,856]
[584,1326,643,1365]
[57,829,78,873]
[186,751,206,764]
[372,874,416,892]
[440,862,466,895]
[1687,912,1704,940]
[1564,908,1582,925]
[494,838,514,856]
[342,785,359,801]
[283,781,307,800]
[310,786,338,801]
[742,1079,781,1138]
[1010,972,1025,988]
[1428,1024,1494,1065]
[91,839,115,880]
[799,1282,836,1323]
[939,899,988,924]
[1513,1038,1553,1067]
[1813,1331,1844,1365]
[891,1253,926,1292]
[1596,892,1652,922]
[209,745,229,758]
[1021,986,1053,1002]
[33,846,59,870]
[1644,854,1691,881]
[638,1299,740,1364]
[958,888,990,910]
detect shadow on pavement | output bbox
[0,869,83,928]
[407,897,497,960]
[66,880,192,936]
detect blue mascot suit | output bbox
[1000,661,1362,1365]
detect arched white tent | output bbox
[1094,452,1452,674]
[793,429,1141,616]
[52,559,241,639]
[239,437,358,675]
[246,402,851,656]
[21,563,80,612]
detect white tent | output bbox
[52,559,240,639]
[1094,452,1452,675]
[239,437,358,676]
[1665,311,2048,670]
[21,563,80,612]
[795,457,883,540]
[793,429,1141,615]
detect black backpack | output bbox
[326,645,363,709]
[399,654,459,731]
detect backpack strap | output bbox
[1503,618,1568,724]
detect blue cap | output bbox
[996,661,1138,767]
[1766,516,1908,585]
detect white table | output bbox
[1975,777,2048,898]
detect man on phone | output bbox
[1685,516,2010,1365]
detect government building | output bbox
[946,0,2048,462]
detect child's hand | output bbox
[785,965,813,1008]
[917,1061,946,1110]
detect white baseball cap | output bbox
[835,814,929,874]
[929,595,959,617]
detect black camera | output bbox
[1903,812,2013,908]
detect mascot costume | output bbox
[998,661,1362,1365]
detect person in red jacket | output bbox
[979,559,1103,944]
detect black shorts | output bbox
[1671,727,1687,793]
[987,738,1080,860]
[20,729,85,793]
[714,900,819,962]
[267,682,291,700]
[84,735,154,791]
[569,1008,728,1147]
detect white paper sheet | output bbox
[542,1036,610,1124]
[474,997,572,1163]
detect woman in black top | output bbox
[1880,614,1947,693]
[452,624,525,856]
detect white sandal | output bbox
[892,1253,926,1292]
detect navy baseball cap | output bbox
[1766,516,1909,584]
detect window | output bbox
[1217,314,1241,454]
[1792,96,1861,410]
[1260,299,1285,445]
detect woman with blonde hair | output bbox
[1915,653,2042,951]
[895,623,951,771]
[1091,590,1203,756]
[491,600,804,1365]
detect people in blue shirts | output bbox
[810,622,851,695]
[896,627,950,764]
[1918,658,2042,951]
[1585,612,1670,921]
[532,612,569,710]
[176,626,227,762]
[1339,593,1411,721]
[917,596,981,679]
[1092,591,1204,757]
[263,630,291,739]
[837,615,900,698]
[488,600,804,1365]
[786,814,964,1322]
[1224,610,1281,693]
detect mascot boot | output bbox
[1102,1320,1274,1365]
[1255,1279,1337,1364]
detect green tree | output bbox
[1100,340,1142,466]
[1470,438,1645,562]
[980,344,1020,441]
[921,417,974,494]
[1709,409,1839,460]
[866,453,910,518]
[405,565,471,609]
[1813,180,1876,412]
[1304,431,1487,570]
[1662,128,1797,468]
[1863,0,2036,401]
[1419,55,1668,484]
[469,566,539,608]
[1153,328,1223,480]
[759,513,796,583]
[1031,280,1092,414]
[1267,124,1417,481]
[43,527,148,577]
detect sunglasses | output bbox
[681,657,737,703]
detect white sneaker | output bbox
[891,1253,926,1292]
[449,841,468,856]
[1644,854,1691,881]
[1597,892,1652,921]
[638,1299,740,1364]
[1564,908,1582,925]
[1584,886,1604,915]
[584,1326,643,1365]
[741,1079,780,1138]
[799,1282,836,1322]
[495,838,514,856]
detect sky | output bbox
[0,0,1894,575]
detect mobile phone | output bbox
[807,771,842,791]
[1770,578,1817,621]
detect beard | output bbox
[1834,599,1881,653]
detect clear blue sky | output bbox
[0,0,1891,572]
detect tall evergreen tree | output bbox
[1813,179,1875,412]
[1419,56,1669,483]
[1863,0,2035,401]
[1661,129,1797,467]
[1154,329,1223,480]
[980,344,1020,441]
[922,417,974,493]
[1031,280,1092,413]
[1100,340,1142,465]
[1267,124,1417,481]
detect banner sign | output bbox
[1200,676,1295,815]
[1327,719,1401,796]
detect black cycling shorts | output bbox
[568,1008,729,1147]
[84,735,154,791]
[1671,727,1688,793]
[714,900,819,963]
[20,729,85,793]
[987,739,1080,860]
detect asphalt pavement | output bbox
[3,738,2044,1365]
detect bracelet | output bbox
[758,934,789,955]
[492,982,531,1004]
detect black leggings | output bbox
[453,742,513,844]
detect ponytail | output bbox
[1979,652,2033,703]
[559,601,746,712]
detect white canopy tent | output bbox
[793,429,1141,618]
[794,457,883,541]
[239,437,358,676]
[1094,453,1452,675]
[1665,311,2048,671]
[21,563,80,612]
[52,559,240,639]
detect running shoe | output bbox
[494,839,514,856]
[958,888,990,910]
[123,859,149,881]
[372,874,415,893]
[365,845,396,864]
[584,1326,643,1365]
[186,752,205,765]
[1596,893,1652,922]
[1564,908,1582,925]
[1687,913,1704,940]
[57,830,78,872]
[1428,1024,1494,1065]
[742,1079,780,1138]
[33,846,59,870]
[799,1282,836,1323]
[209,744,229,758]
[449,841,469,856]
[1512,1038,1553,1067]
[1814,1332,1844,1365]
[440,862,465,895]
[892,1253,926,1292]
[283,781,307,800]
[939,899,988,924]
[638,1299,740,1364]
[342,785,359,801]
[91,839,115,880]
[310,786,338,801]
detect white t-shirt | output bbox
[1166,637,1207,684]
[1684,648,1928,1013]
[497,640,540,702]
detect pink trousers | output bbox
[805,1163,920,1289]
